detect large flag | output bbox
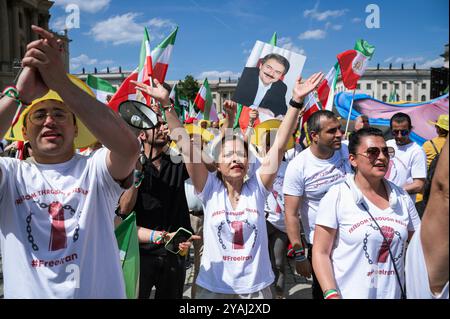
[86,75,117,104]
[193,79,213,120]
[335,92,449,145]
[302,90,323,126]
[108,27,153,111]
[115,212,140,299]
[151,27,178,83]
[337,39,375,90]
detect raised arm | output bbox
[259,72,323,189]
[22,25,139,182]
[132,79,209,193]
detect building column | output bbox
[0,0,10,71]
[31,11,39,40]
[11,2,21,61]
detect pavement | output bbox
[0,249,312,299]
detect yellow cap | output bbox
[251,119,294,151]
[428,114,449,131]
[5,74,97,149]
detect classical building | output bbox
[0,0,70,89]
[335,66,431,102]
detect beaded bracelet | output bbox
[323,289,339,299]
[149,229,156,243]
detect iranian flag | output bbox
[151,27,178,83]
[269,32,277,46]
[86,74,117,104]
[169,83,185,121]
[193,79,213,120]
[337,39,375,90]
[316,63,340,111]
[302,90,322,125]
[108,27,153,112]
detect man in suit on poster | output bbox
[233,53,290,116]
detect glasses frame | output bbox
[356,146,395,161]
[391,129,410,137]
[28,109,72,126]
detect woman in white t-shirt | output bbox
[132,73,324,298]
[312,128,420,299]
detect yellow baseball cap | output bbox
[5,74,97,149]
[428,114,449,131]
[251,119,294,151]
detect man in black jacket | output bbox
[233,53,290,116]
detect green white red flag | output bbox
[337,39,375,90]
[193,79,213,120]
[151,27,178,83]
[108,27,153,111]
[86,74,117,104]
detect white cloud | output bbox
[89,13,176,45]
[50,16,67,33]
[325,22,343,31]
[394,57,425,64]
[278,37,306,55]
[197,71,241,80]
[352,17,362,23]
[70,54,113,71]
[304,6,348,21]
[53,0,110,13]
[418,57,445,69]
[70,54,97,70]
[298,29,326,40]
[384,57,394,63]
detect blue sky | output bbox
[49,0,449,81]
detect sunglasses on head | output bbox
[357,146,395,160]
[391,129,410,136]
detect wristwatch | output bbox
[289,98,304,109]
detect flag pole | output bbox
[344,89,356,138]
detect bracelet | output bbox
[323,289,339,299]
[294,254,307,262]
[2,86,30,108]
[289,98,304,109]
[149,229,156,243]
[154,231,168,245]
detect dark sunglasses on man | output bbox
[391,129,410,136]
[357,146,395,161]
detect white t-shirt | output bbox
[284,144,303,163]
[195,169,275,294]
[385,140,427,202]
[315,175,421,299]
[405,224,449,299]
[185,178,203,212]
[265,161,288,233]
[283,146,352,244]
[0,148,126,298]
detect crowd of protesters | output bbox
[0,26,448,299]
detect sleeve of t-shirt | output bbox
[315,183,341,230]
[282,156,304,196]
[405,192,421,231]
[0,157,16,202]
[90,147,124,200]
[195,171,217,205]
[255,167,271,198]
[411,148,427,179]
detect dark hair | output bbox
[348,127,385,155]
[390,112,412,129]
[261,53,290,75]
[307,110,337,136]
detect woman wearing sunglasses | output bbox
[312,128,421,299]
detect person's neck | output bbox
[354,172,386,199]
[33,151,75,164]
[144,144,165,169]
[310,143,334,160]
[223,178,243,199]
[397,138,411,146]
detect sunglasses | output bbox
[357,146,395,160]
[391,129,410,136]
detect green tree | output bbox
[177,75,200,102]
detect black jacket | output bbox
[233,67,288,116]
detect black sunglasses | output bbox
[391,129,410,136]
[357,146,395,160]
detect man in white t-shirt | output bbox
[385,112,427,203]
[0,26,139,298]
[406,137,449,299]
[283,110,351,299]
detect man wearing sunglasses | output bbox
[386,112,427,203]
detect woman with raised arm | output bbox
[132,72,323,299]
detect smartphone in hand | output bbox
[164,227,192,254]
